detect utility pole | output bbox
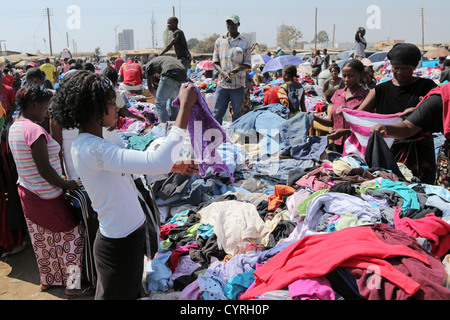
[421,8,425,50]
[66,32,69,48]
[151,12,156,48]
[114,25,120,52]
[173,6,175,17]
[314,7,318,51]
[332,24,335,49]
[46,8,53,55]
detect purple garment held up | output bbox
[172,83,234,183]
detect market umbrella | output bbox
[251,54,272,65]
[14,60,26,68]
[262,55,304,73]
[423,48,450,58]
[197,60,215,71]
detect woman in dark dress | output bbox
[371,83,450,188]
[358,43,438,184]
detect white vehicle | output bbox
[336,50,376,69]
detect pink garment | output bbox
[295,167,332,191]
[330,86,369,146]
[179,279,201,300]
[25,216,85,289]
[286,189,312,218]
[288,277,336,300]
[341,108,404,160]
[394,210,450,258]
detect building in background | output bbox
[118,29,135,51]
[242,32,256,46]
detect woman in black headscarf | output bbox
[358,43,438,184]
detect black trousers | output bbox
[93,225,145,300]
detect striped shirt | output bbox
[213,33,251,89]
[8,118,63,199]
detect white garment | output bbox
[71,126,186,238]
[198,200,269,256]
[354,36,367,58]
[119,82,143,92]
[62,128,125,180]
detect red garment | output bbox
[168,243,198,272]
[268,185,295,211]
[160,223,178,240]
[241,226,430,300]
[348,223,450,300]
[394,210,450,258]
[17,185,79,233]
[0,84,16,114]
[2,74,14,87]
[263,86,287,107]
[315,102,327,112]
[114,57,124,72]
[119,59,143,86]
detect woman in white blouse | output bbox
[50,70,197,300]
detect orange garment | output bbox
[268,185,296,211]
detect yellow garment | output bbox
[40,63,56,83]
[332,160,352,176]
[261,210,291,246]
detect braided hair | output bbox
[16,82,53,110]
[50,70,116,129]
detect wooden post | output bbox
[47,8,53,55]
[314,7,318,51]
[421,8,425,50]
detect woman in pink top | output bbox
[8,83,91,297]
[313,59,369,153]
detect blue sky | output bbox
[1,0,448,55]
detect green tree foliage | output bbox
[187,38,200,50]
[311,31,330,45]
[192,33,220,53]
[277,26,303,49]
[163,28,173,48]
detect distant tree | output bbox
[193,33,220,53]
[257,43,268,51]
[163,28,173,48]
[277,26,303,50]
[312,30,330,46]
[187,38,200,50]
[94,47,101,55]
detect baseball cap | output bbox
[226,14,240,24]
[361,58,374,67]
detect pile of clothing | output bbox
[115,80,450,301]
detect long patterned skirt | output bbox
[25,216,85,289]
[436,139,450,189]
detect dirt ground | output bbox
[0,241,93,301]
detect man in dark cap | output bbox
[358,43,438,184]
